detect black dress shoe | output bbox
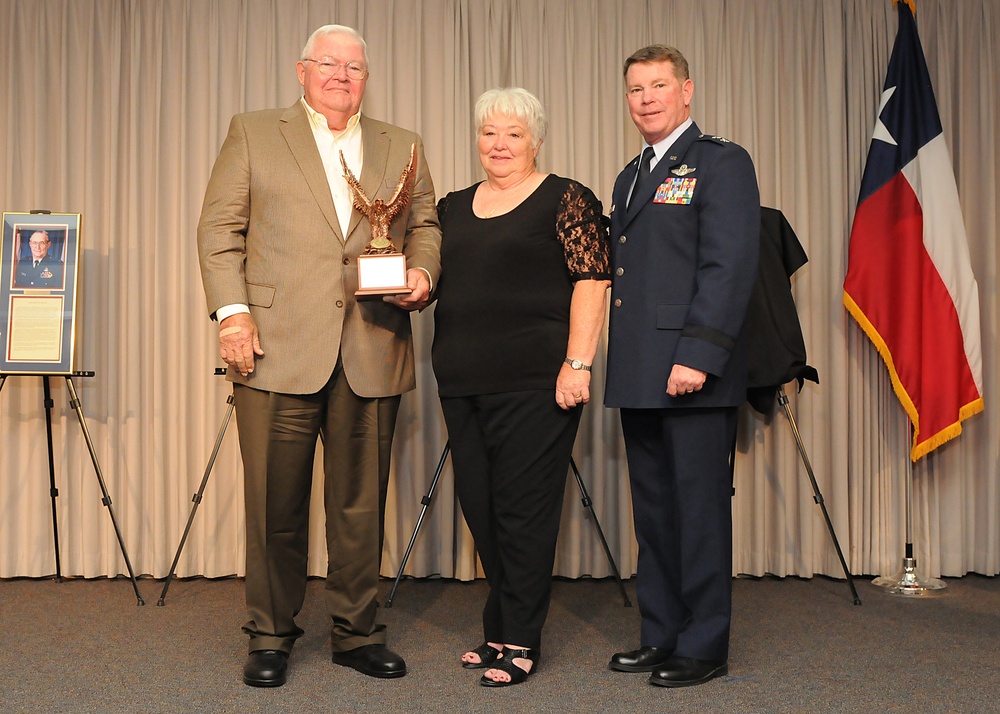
[332,644,407,679]
[649,655,728,687]
[243,650,289,687]
[609,646,673,672]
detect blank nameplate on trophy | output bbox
[355,252,411,297]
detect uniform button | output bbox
[616,267,624,276]
[343,258,350,265]
[336,300,344,308]
[619,235,627,244]
[614,298,622,307]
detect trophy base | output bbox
[356,253,409,299]
[355,286,412,299]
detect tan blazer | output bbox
[197,103,442,397]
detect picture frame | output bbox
[0,211,82,374]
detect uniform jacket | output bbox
[16,254,64,289]
[745,207,819,414]
[605,122,760,409]
[197,103,441,397]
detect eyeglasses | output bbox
[28,241,49,247]
[301,58,367,80]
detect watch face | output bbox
[572,360,583,369]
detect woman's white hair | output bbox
[474,87,547,147]
[301,24,369,67]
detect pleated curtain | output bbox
[0,0,997,581]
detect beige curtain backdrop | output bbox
[0,0,996,582]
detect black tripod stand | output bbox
[746,208,859,605]
[0,372,144,605]
[776,385,861,605]
[158,369,232,605]
[384,442,632,608]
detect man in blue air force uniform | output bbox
[15,230,64,289]
[605,44,760,688]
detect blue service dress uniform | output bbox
[605,122,760,662]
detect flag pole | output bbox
[846,0,982,592]
[872,417,946,595]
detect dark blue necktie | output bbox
[628,146,655,209]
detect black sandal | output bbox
[479,647,539,687]
[462,642,502,670]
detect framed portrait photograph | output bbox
[0,211,82,374]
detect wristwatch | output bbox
[564,358,592,372]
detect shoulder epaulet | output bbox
[696,133,733,145]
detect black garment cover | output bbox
[745,207,819,414]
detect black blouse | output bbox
[432,174,610,398]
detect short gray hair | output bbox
[474,87,547,148]
[301,25,369,68]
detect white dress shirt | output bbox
[216,98,364,322]
[627,117,694,205]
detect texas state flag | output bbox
[843,0,983,461]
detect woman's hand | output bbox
[556,363,591,410]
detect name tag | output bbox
[653,178,697,205]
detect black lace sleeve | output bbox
[436,194,450,223]
[556,180,611,281]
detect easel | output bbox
[384,443,633,608]
[0,371,144,605]
[749,208,860,605]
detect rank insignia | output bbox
[653,178,697,205]
[671,164,696,176]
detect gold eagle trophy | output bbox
[340,143,417,297]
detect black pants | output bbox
[441,390,582,649]
[620,406,737,662]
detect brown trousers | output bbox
[233,367,400,654]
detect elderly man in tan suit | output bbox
[197,24,441,688]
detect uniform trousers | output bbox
[232,363,400,654]
[620,406,737,663]
[441,390,582,649]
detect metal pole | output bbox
[777,387,860,605]
[384,444,450,608]
[872,416,945,595]
[65,377,145,605]
[42,377,64,582]
[158,394,236,605]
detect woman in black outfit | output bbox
[432,87,611,687]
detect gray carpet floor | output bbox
[0,574,996,713]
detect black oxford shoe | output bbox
[332,644,407,679]
[649,655,728,687]
[243,649,289,687]
[609,646,673,672]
